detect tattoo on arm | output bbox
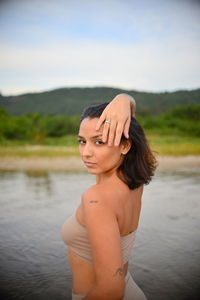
[89,200,99,203]
[113,266,126,277]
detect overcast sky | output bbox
[0,0,200,95]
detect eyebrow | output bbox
[77,134,103,139]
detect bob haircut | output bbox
[80,102,157,190]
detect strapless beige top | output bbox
[61,211,137,264]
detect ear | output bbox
[121,139,132,155]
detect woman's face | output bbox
[78,117,128,175]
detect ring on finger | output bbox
[105,119,111,124]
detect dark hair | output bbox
[80,102,158,190]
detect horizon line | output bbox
[1,84,200,97]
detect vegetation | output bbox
[0,105,199,156]
[0,87,200,116]
[0,107,80,142]
[138,105,200,137]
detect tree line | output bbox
[0,105,199,142]
[1,87,200,116]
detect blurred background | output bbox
[0,0,200,299]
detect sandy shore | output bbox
[0,155,200,172]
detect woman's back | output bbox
[113,181,144,237]
[64,178,143,295]
[80,177,143,236]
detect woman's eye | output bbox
[77,139,104,145]
[95,140,104,145]
[77,139,85,144]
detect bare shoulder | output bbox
[82,184,103,202]
[81,184,119,245]
[81,184,110,213]
[81,181,130,220]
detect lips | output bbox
[84,161,97,167]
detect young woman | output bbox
[61,94,157,300]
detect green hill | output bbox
[0,87,200,116]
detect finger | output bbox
[108,120,117,146]
[114,122,124,146]
[123,117,131,139]
[102,120,110,143]
[95,112,106,130]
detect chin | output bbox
[86,167,101,175]
[85,167,95,173]
[87,169,97,174]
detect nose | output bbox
[81,142,93,158]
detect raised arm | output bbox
[95,93,136,147]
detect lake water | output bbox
[0,169,200,300]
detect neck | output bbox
[95,169,119,184]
